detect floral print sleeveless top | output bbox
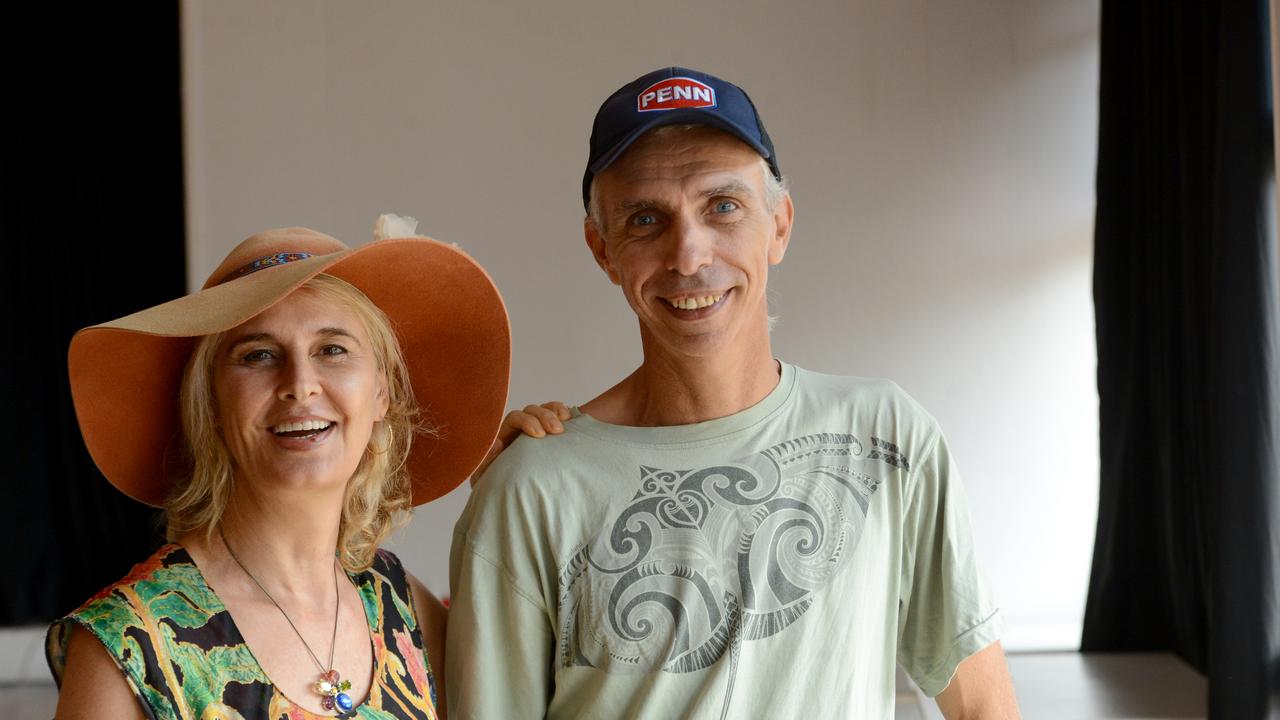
[46,545,439,720]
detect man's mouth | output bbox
[663,292,726,311]
[271,419,334,438]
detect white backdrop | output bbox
[183,0,1100,651]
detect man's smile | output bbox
[660,289,731,318]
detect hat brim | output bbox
[68,237,511,507]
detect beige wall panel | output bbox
[183,0,1100,650]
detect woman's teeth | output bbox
[667,294,724,310]
[273,420,333,435]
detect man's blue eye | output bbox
[715,200,739,213]
[634,214,657,226]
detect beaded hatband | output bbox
[230,252,314,280]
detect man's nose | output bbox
[665,215,715,276]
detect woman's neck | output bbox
[193,482,346,608]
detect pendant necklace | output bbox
[219,525,354,713]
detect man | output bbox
[448,67,1019,719]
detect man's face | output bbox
[586,126,793,359]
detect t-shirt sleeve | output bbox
[447,460,556,718]
[895,429,1005,696]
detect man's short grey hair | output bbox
[585,125,789,234]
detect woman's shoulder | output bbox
[46,544,211,689]
[67,544,211,622]
[47,543,263,718]
[62,543,195,622]
[351,548,424,631]
[368,546,405,573]
[359,547,415,592]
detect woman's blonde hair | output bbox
[168,273,423,572]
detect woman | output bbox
[47,220,560,719]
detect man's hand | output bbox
[470,402,572,485]
[935,641,1021,719]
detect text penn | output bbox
[637,78,717,112]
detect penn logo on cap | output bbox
[636,77,717,112]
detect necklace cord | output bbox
[217,525,340,675]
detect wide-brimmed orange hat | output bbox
[67,220,511,507]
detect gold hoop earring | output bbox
[368,422,393,455]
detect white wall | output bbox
[183,0,1099,651]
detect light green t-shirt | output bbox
[447,362,1003,719]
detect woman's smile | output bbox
[269,416,337,447]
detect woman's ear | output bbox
[375,376,390,421]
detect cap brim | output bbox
[592,112,773,174]
[68,238,511,507]
[583,109,775,209]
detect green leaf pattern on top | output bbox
[46,545,438,720]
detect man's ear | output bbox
[585,217,622,285]
[768,193,794,266]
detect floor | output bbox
[8,652,1207,718]
[7,683,57,720]
[1003,652,1207,719]
[898,652,1208,720]
[13,680,921,718]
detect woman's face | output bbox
[212,288,388,496]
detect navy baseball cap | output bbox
[583,67,782,210]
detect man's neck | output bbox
[582,341,781,427]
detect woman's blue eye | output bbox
[243,349,274,362]
[320,344,348,356]
[715,200,739,213]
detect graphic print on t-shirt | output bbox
[557,433,887,718]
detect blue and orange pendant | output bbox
[315,669,353,712]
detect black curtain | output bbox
[1083,1,1278,718]
[1,6,184,624]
